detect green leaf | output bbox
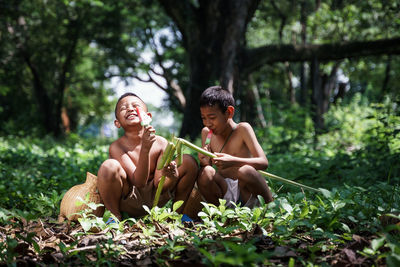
[288,257,295,267]
[341,223,351,233]
[142,205,151,215]
[87,202,101,210]
[173,200,184,212]
[198,211,208,218]
[300,206,309,218]
[319,188,332,199]
[74,197,84,207]
[281,202,293,214]
[371,236,385,252]
[79,219,92,232]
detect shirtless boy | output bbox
[197,86,273,207]
[97,93,198,220]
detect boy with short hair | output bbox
[197,86,273,207]
[97,93,198,220]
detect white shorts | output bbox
[223,178,259,208]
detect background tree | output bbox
[0,0,399,139]
[154,0,400,138]
[0,0,125,136]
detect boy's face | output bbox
[115,95,148,128]
[200,105,233,134]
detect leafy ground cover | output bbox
[1,98,399,266]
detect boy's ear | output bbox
[114,119,121,128]
[226,106,235,118]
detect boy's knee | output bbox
[182,154,198,169]
[197,166,214,185]
[180,154,199,178]
[237,165,261,185]
[99,159,120,172]
[238,165,257,176]
[98,159,123,182]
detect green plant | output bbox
[157,236,186,262]
[143,200,183,223]
[199,240,269,267]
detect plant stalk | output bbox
[153,143,176,207]
[176,137,320,193]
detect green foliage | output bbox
[262,94,400,190]
[0,135,108,216]
[1,96,400,265]
[143,200,183,224]
[0,0,121,136]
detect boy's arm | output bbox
[214,123,268,170]
[241,122,268,169]
[109,126,156,187]
[198,127,212,167]
[133,127,156,187]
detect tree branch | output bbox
[243,37,400,75]
[157,0,197,47]
[270,0,286,42]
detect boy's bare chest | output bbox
[210,135,248,156]
[123,145,157,166]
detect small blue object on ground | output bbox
[106,217,116,225]
[181,214,193,223]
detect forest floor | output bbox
[1,215,391,266]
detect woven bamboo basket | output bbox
[58,172,104,222]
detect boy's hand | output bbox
[199,144,212,167]
[162,161,179,180]
[141,125,156,150]
[212,152,235,169]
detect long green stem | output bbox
[176,137,320,193]
[258,170,320,192]
[157,142,173,170]
[153,143,176,207]
[177,138,216,158]
[153,176,166,207]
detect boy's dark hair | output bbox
[200,86,234,113]
[115,92,145,118]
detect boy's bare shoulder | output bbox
[109,137,123,150]
[154,134,168,147]
[236,122,254,132]
[108,137,124,159]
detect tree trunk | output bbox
[311,59,340,133]
[310,58,323,132]
[250,79,267,128]
[299,0,308,106]
[23,52,60,135]
[381,55,392,99]
[238,79,258,124]
[180,50,214,139]
[158,0,259,140]
[333,82,347,104]
[159,0,400,139]
[284,62,295,104]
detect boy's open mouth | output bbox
[126,112,138,120]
